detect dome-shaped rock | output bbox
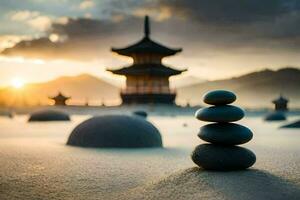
[198,123,253,145]
[264,112,286,121]
[281,120,300,128]
[191,144,256,171]
[28,110,70,122]
[203,90,236,105]
[67,115,162,148]
[133,110,148,118]
[195,105,244,122]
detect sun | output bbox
[11,77,25,89]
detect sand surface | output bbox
[0,114,300,199]
[121,168,300,200]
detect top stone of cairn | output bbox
[203,90,236,105]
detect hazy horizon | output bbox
[0,67,299,108]
[0,65,296,89]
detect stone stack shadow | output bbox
[192,90,256,171]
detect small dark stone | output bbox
[67,115,162,148]
[281,120,300,128]
[133,110,148,118]
[264,112,286,121]
[28,110,70,122]
[203,90,236,105]
[198,123,253,145]
[195,105,244,122]
[191,144,256,171]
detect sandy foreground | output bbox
[0,114,300,199]
[120,168,300,200]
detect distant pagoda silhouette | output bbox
[272,94,289,111]
[107,16,186,104]
[50,92,70,106]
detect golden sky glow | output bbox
[11,77,25,89]
[0,50,300,88]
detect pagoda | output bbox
[107,16,186,104]
[49,92,70,106]
[272,94,289,111]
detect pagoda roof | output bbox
[107,63,186,77]
[50,92,70,100]
[112,37,182,57]
[111,16,182,57]
[272,95,288,104]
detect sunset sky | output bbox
[1,0,300,87]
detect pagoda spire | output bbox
[144,15,150,38]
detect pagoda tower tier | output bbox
[107,16,186,104]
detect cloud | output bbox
[49,17,138,39]
[10,10,40,21]
[55,16,69,25]
[0,35,30,51]
[156,0,293,24]
[155,0,300,39]
[0,16,143,60]
[2,0,300,62]
[2,37,58,57]
[9,10,53,31]
[140,0,300,54]
[79,0,95,10]
[132,5,172,21]
[27,15,52,31]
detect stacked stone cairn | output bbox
[192,90,256,171]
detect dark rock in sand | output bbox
[195,105,244,122]
[28,110,70,122]
[281,120,300,128]
[198,123,253,145]
[264,112,286,121]
[191,144,256,171]
[203,90,236,105]
[133,110,148,118]
[67,115,162,148]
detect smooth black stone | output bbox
[133,110,148,118]
[195,105,244,122]
[198,123,253,145]
[203,90,236,105]
[28,110,70,122]
[67,115,162,148]
[281,120,300,128]
[191,144,256,171]
[264,112,286,121]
